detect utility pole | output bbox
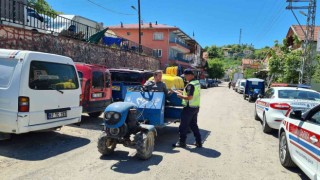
[138,0,141,53]
[286,0,317,84]
[239,28,242,45]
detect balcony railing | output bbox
[169,37,190,49]
[0,0,156,58]
[169,54,193,63]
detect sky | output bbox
[46,0,319,49]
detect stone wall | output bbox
[0,25,160,70]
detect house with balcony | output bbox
[286,25,320,50]
[108,23,203,69]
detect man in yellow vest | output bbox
[173,69,202,148]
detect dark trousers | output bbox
[179,106,201,143]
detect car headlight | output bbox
[105,112,112,119]
[113,113,120,120]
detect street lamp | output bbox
[131,0,141,54]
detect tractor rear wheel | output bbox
[97,132,117,155]
[134,131,155,160]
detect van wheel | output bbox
[88,112,102,118]
[279,132,296,167]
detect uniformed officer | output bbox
[173,69,202,148]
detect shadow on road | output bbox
[188,147,221,158]
[68,115,104,131]
[100,151,163,174]
[0,132,90,161]
[285,166,309,180]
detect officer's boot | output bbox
[172,141,186,148]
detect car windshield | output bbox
[240,82,245,86]
[200,79,206,83]
[278,89,320,101]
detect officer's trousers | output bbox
[179,106,201,143]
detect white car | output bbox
[254,86,320,133]
[237,79,246,94]
[279,105,320,179]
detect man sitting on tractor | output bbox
[143,70,171,97]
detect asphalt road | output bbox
[0,82,309,180]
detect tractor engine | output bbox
[104,108,139,138]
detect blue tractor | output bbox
[97,90,183,160]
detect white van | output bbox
[238,79,246,94]
[0,49,82,138]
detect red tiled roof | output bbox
[108,23,178,30]
[289,25,320,41]
[242,59,253,65]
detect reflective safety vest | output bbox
[182,80,200,107]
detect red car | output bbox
[75,63,112,118]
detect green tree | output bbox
[311,54,320,83]
[244,68,256,79]
[207,59,225,79]
[28,0,59,15]
[207,45,223,59]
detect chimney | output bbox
[155,21,158,25]
[149,22,152,28]
[120,22,123,28]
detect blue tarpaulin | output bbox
[102,36,122,46]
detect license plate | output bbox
[47,111,67,120]
[92,93,103,98]
[112,86,120,91]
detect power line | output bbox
[87,0,135,16]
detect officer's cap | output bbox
[183,69,194,75]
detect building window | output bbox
[140,32,143,36]
[153,49,162,57]
[153,32,163,40]
[127,32,130,36]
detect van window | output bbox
[0,58,18,87]
[92,71,104,89]
[29,61,79,90]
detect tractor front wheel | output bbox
[134,131,155,160]
[97,132,117,155]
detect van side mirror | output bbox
[289,110,302,120]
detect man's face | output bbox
[154,73,162,82]
[185,74,193,81]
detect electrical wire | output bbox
[87,0,135,16]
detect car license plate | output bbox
[47,111,67,120]
[112,86,120,91]
[92,93,103,98]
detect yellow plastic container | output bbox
[148,74,184,89]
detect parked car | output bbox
[234,79,241,92]
[254,85,320,133]
[207,79,214,87]
[75,63,112,118]
[237,79,246,94]
[279,104,320,179]
[0,49,82,139]
[199,79,208,89]
[109,68,153,101]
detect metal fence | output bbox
[0,0,157,58]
